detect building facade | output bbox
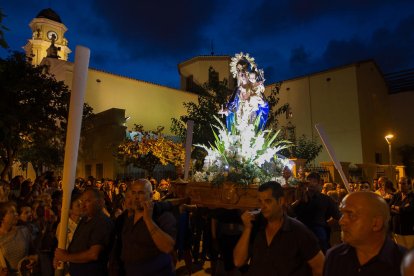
[19,8,413,180]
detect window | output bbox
[96,163,103,179]
[282,122,296,141]
[208,66,219,86]
[85,165,92,177]
[186,75,194,91]
[375,153,382,164]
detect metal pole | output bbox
[388,143,392,165]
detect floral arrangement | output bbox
[193,52,291,186]
[194,116,291,186]
[116,125,185,173]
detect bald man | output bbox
[323,192,406,276]
[119,179,176,275]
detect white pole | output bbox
[56,46,90,263]
[315,124,351,193]
[183,120,194,181]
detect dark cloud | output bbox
[289,46,312,75]
[2,0,414,88]
[315,13,414,74]
[90,0,220,59]
[321,37,369,67]
[240,0,413,38]
[249,50,289,84]
[89,50,113,68]
[370,14,414,72]
[262,65,277,84]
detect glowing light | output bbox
[385,134,394,144]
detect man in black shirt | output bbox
[120,179,176,276]
[324,192,406,276]
[292,172,341,253]
[234,181,324,276]
[55,188,114,276]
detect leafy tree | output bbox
[0,52,93,180]
[116,124,185,175]
[281,134,323,165]
[170,67,289,169]
[294,135,323,164]
[0,9,8,49]
[265,82,290,130]
[171,67,231,148]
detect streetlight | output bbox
[385,134,394,165]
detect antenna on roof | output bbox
[210,40,214,56]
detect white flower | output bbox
[193,171,207,182]
[208,172,217,182]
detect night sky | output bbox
[1,0,414,88]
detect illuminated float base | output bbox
[172,181,297,210]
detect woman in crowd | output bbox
[0,201,37,275]
[55,191,82,248]
[16,202,39,243]
[375,176,394,202]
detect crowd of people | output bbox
[0,171,413,275]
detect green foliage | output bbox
[0,52,93,179]
[115,124,185,175]
[281,134,323,164]
[265,83,290,130]
[170,67,230,146]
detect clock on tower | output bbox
[47,30,58,41]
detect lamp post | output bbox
[385,134,394,165]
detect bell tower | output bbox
[23,8,71,66]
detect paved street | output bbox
[176,259,239,276]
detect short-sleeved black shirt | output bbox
[121,209,176,264]
[293,193,341,228]
[323,237,406,276]
[68,211,114,276]
[247,215,321,276]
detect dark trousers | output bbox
[310,225,330,253]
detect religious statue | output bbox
[33,29,42,39]
[219,53,269,131]
[46,34,61,59]
[195,53,291,187]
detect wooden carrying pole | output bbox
[56,46,90,271]
[315,124,351,193]
[183,120,194,181]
